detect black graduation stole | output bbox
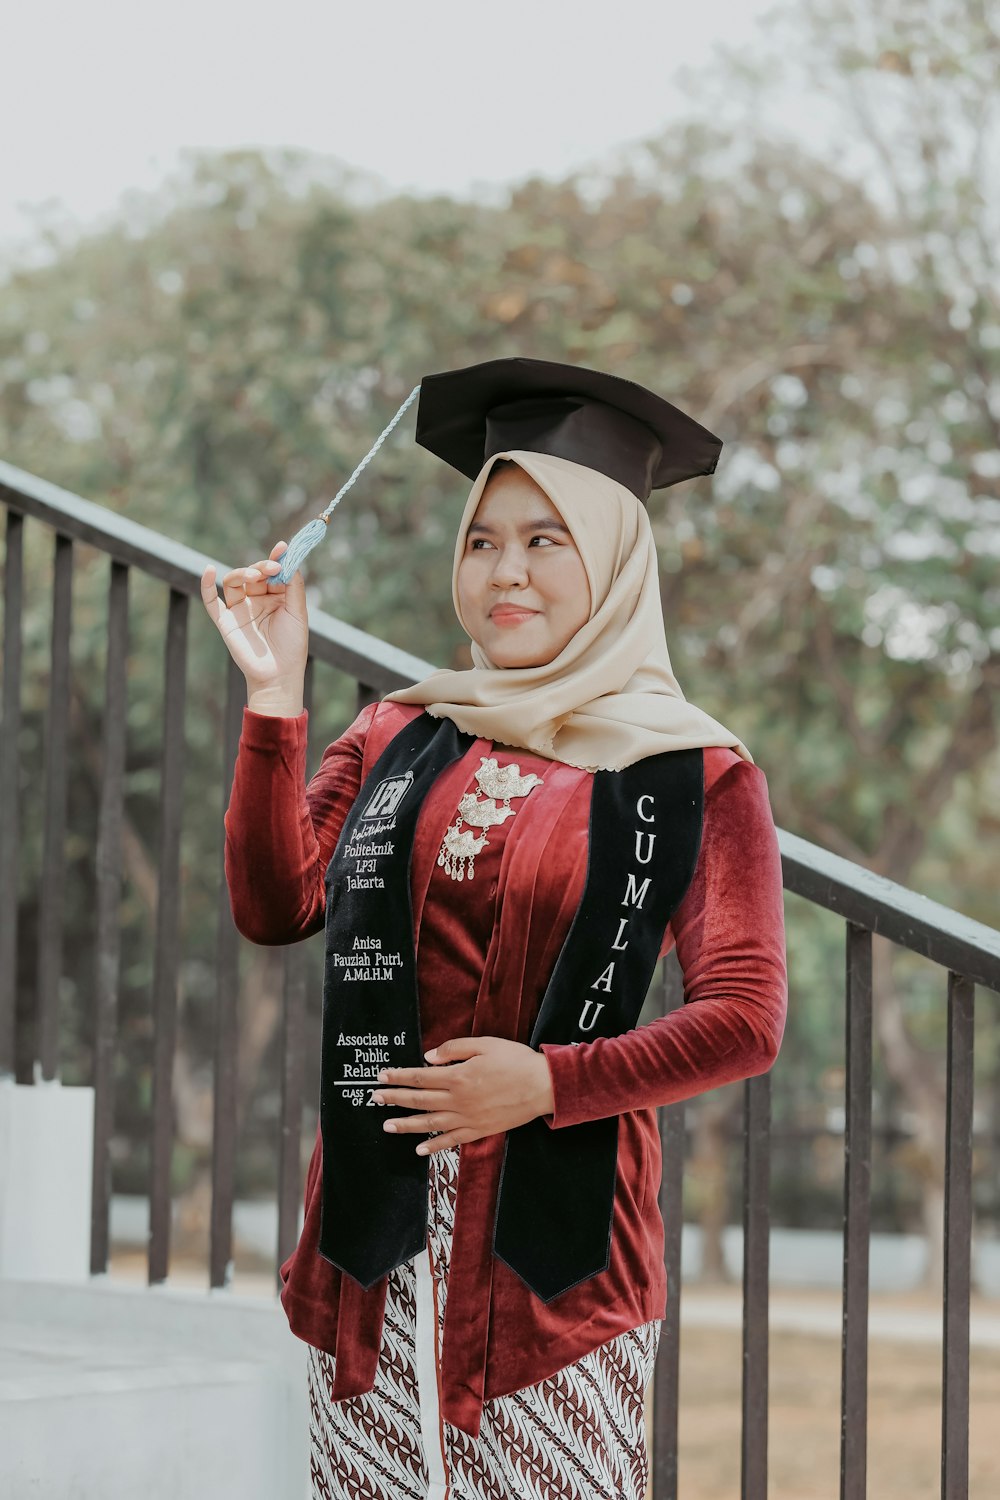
[317,710,703,1302]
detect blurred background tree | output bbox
[1,0,997,1284]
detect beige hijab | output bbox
[383,450,753,773]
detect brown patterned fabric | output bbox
[307,1142,660,1499]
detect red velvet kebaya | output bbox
[224,695,787,1437]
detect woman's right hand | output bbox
[200,539,309,695]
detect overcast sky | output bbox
[3,0,791,252]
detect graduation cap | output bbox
[273,357,722,583]
[415,355,722,504]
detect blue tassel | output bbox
[272,516,329,582]
[274,384,421,584]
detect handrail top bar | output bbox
[779,828,1000,992]
[0,459,435,694]
[4,455,999,988]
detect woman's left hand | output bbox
[371,1036,556,1156]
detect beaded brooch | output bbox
[437,757,544,882]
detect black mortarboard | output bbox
[272,357,722,584]
[414,356,722,504]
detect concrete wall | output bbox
[0,1079,93,1282]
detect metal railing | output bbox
[2,456,999,1500]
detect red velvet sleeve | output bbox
[538,759,788,1127]
[223,700,378,946]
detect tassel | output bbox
[271,515,330,582]
[273,383,421,584]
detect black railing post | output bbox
[148,588,189,1284]
[941,971,975,1499]
[0,507,24,1080]
[652,951,686,1500]
[37,532,74,1081]
[91,560,129,1274]
[841,922,873,1499]
[741,1071,770,1500]
[356,680,379,717]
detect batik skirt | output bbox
[307,1139,661,1500]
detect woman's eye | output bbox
[468,535,557,550]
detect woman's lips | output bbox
[490,606,540,626]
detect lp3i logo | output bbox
[361,771,413,820]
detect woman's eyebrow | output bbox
[467,517,570,535]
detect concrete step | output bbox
[0,1278,308,1500]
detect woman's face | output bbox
[456,463,591,669]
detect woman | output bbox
[201,357,788,1500]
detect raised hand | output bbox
[200,539,309,698]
